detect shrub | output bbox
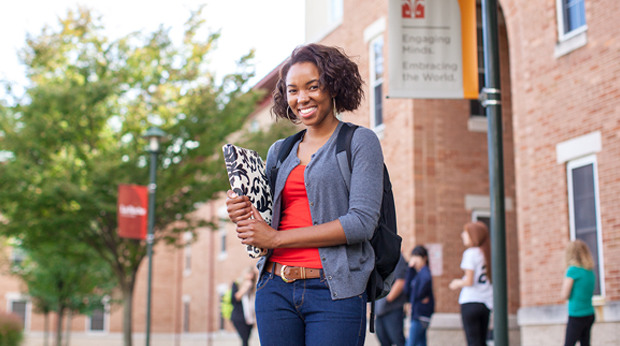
[0,312,23,346]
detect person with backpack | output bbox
[404,246,434,346]
[230,266,257,346]
[226,43,390,346]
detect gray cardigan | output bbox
[257,121,384,300]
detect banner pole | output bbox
[145,149,158,346]
[480,0,508,345]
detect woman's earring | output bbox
[333,97,338,117]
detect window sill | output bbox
[468,116,487,133]
[555,29,587,58]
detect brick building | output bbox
[2,0,619,345]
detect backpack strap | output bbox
[335,123,359,191]
[269,129,306,194]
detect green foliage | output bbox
[0,5,296,345]
[14,242,116,317]
[0,311,23,346]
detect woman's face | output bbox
[286,62,335,128]
[411,255,425,270]
[461,230,472,247]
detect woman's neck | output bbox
[305,115,339,141]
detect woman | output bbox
[561,240,596,346]
[449,222,493,346]
[231,266,257,346]
[226,43,383,346]
[404,246,434,346]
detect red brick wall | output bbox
[316,0,520,314]
[499,0,620,306]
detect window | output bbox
[10,301,27,330]
[369,35,385,132]
[183,301,190,333]
[472,210,491,232]
[219,220,227,255]
[89,305,105,332]
[567,155,604,296]
[86,297,109,333]
[556,0,586,40]
[183,232,192,275]
[470,5,486,118]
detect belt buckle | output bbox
[280,265,296,283]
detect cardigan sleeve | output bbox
[338,127,384,245]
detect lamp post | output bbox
[142,126,166,346]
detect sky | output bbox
[0,0,305,99]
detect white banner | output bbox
[388,0,478,99]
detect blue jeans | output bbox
[375,308,405,346]
[254,269,367,346]
[406,318,428,346]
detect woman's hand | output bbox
[236,204,279,249]
[226,190,252,223]
[449,279,462,290]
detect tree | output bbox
[14,242,115,346]
[0,6,294,346]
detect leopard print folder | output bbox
[222,144,272,258]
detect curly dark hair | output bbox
[271,44,364,122]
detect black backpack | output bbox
[269,123,402,333]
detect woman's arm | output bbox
[560,277,574,301]
[236,128,383,249]
[449,270,474,290]
[236,205,347,248]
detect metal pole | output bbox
[145,149,158,346]
[480,0,508,345]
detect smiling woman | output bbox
[225,44,384,346]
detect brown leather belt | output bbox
[265,261,322,283]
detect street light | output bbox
[142,126,166,346]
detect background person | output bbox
[561,239,596,346]
[226,43,384,346]
[449,222,493,346]
[404,245,434,346]
[231,266,257,346]
[374,254,408,346]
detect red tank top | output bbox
[269,165,322,268]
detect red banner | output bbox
[118,184,148,240]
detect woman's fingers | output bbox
[226,193,252,222]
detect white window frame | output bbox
[5,293,31,331]
[555,0,587,42]
[369,35,385,138]
[471,209,491,223]
[566,154,605,297]
[85,296,110,334]
[330,0,344,23]
[218,220,228,261]
[183,231,193,276]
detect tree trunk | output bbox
[64,310,72,346]
[44,312,49,346]
[55,305,64,346]
[123,286,134,346]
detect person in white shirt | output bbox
[449,222,493,346]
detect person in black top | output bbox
[404,246,435,346]
[231,266,257,346]
[374,254,408,346]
